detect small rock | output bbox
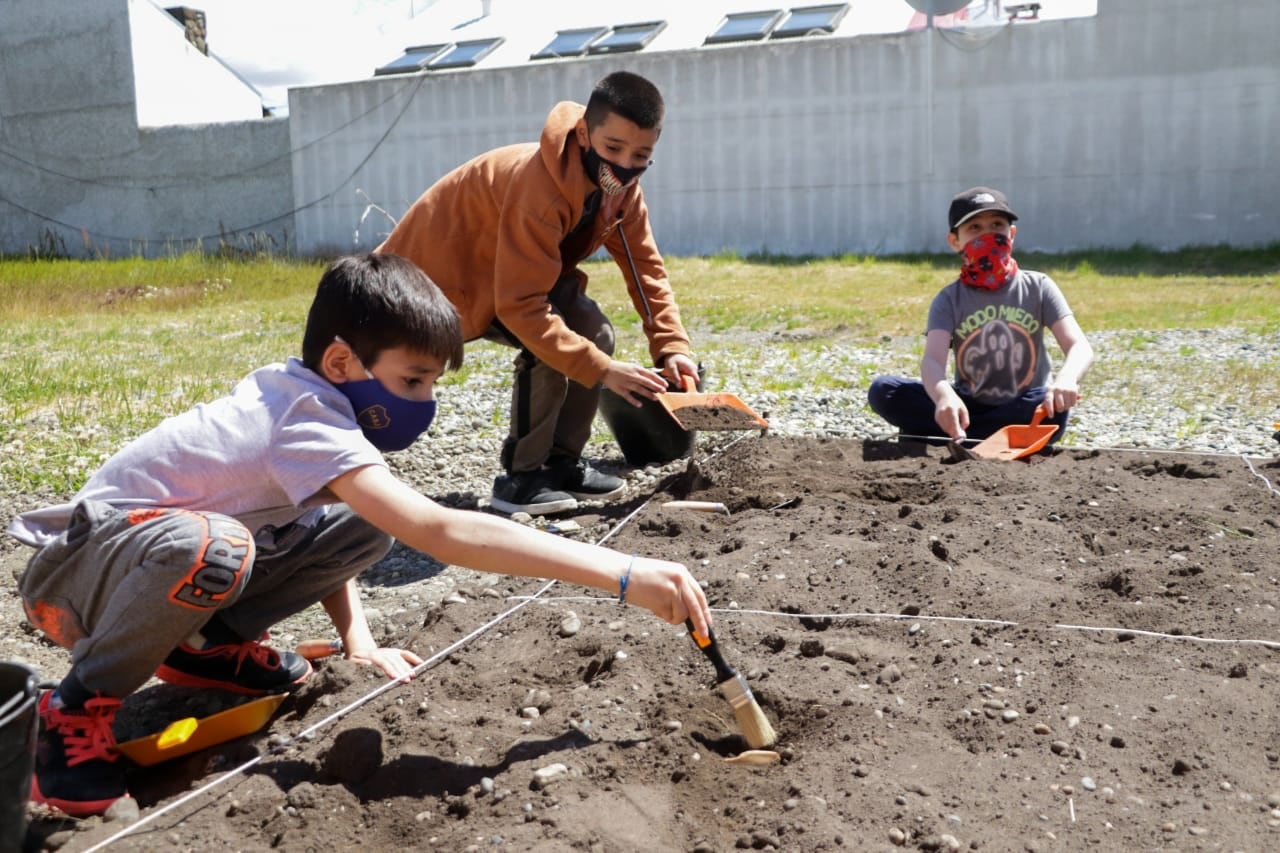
[877,664,902,684]
[104,795,140,823]
[559,612,581,637]
[533,762,569,789]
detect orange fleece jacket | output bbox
[376,101,691,389]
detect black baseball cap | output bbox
[948,187,1018,231]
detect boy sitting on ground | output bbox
[868,186,1093,447]
[6,253,711,818]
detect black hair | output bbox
[301,253,464,373]
[584,71,664,131]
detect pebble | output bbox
[558,612,581,637]
[104,795,140,823]
[532,763,569,788]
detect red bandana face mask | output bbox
[959,232,1019,290]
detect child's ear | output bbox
[320,339,355,384]
[946,231,962,253]
[574,118,589,149]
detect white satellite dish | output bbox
[906,0,971,15]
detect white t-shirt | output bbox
[7,358,387,548]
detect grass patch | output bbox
[1,245,1276,494]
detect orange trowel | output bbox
[113,692,287,766]
[956,403,1059,461]
[657,375,769,431]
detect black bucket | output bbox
[599,372,698,467]
[0,662,40,852]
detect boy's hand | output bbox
[602,360,669,406]
[624,557,712,638]
[934,397,970,441]
[346,646,423,682]
[1042,383,1080,417]
[661,353,699,388]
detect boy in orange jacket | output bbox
[378,71,698,515]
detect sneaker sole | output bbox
[154,660,312,696]
[489,495,579,516]
[563,484,626,501]
[31,778,128,818]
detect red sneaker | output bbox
[155,640,311,695]
[31,692,128,817]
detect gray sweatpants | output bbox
[19,499,391,704]
[485,273,616,474]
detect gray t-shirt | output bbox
[7,358,386,548]
[926,269,1073,405]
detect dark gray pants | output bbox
[485,273,615,474]
[19,500,390,703]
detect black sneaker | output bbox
[155,640,312,695]
[490,470,578,516]
[31,692,129,817]
[550,457,626,501]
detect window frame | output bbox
[373,43,449,76]
[428,37,506,69]
[531,26,610,60]
[586,21,668,55]
[769,3,851,39]
[705,10,786,45]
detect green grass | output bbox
[1,245,1277,494]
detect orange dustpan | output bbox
[657,375,769,431]
[965,403,1058,461]
[113,693,287,766]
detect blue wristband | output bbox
[618,555,636,604]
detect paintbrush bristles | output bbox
[719,673,777,748]
[735,698,778,749]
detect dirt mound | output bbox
[19,437,1280,851]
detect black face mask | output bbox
[581,146,649,196]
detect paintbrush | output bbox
[684,619,777,749]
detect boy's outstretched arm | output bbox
[328,465,713,638]
[320,579,422,681]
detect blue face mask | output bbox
[333,348,437,452]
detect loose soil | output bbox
[6,437,1280,852]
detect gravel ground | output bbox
[395,327,1280,507]
[4,326,1277,610]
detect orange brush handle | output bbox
[295,638,343,660]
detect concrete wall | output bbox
[0,0,1275,258]
[291,0,1279,256]
[0,0,293,257]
